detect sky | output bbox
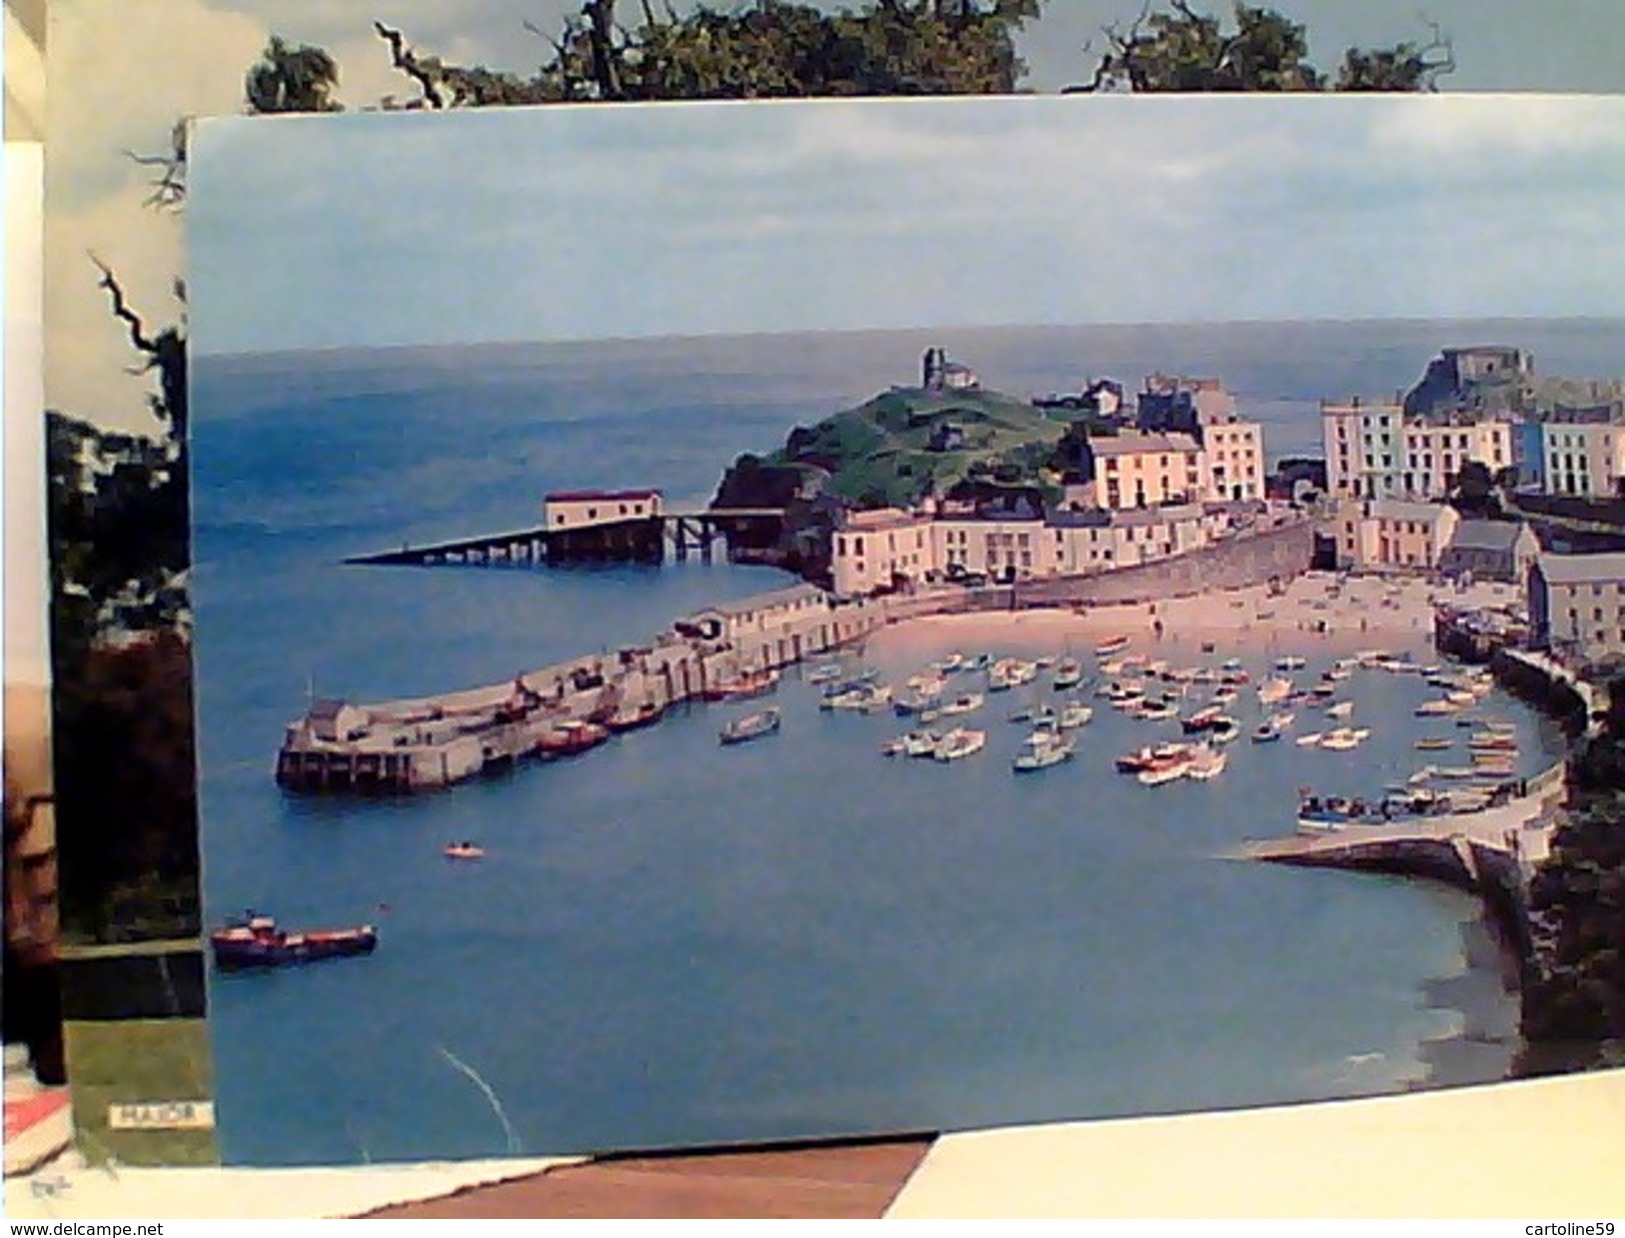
[187,93,1625,356]
[38,0,1625,428]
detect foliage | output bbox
[1077,1,1449,93]
[1519,673,1625,1069]
[746,384,1066,510]
[47,268,197,944]
[245,36,343,114]
[368,0,1039,108]
[1448,458,1508,519]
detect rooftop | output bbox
[545,488,662,502]
[841,507,925,531]
[1535,551,1625,585]
[1089,430,1201,457]
[1447,520,1529,553]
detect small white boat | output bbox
[1445,690,1477,706]
[1095,634,1132,657]
[1325,700,1354,720]
[807,661,845,685]
[1257,677,1293,705]
[903,730,941,758]
[1058,702,1094,730]
[719,707,781,745]
[931,652,966,674]
[1051,658,1085,691]
[1296,732,1324,748]
[1415,699,1459,717]
[938,691,985,717]
[1209,716,1242,745]
[987,659,1020,692]
[1274,655,1307,672]
[1184,745,1228,781]
[1319,727,1366,752]
[821,683,892,712]
[934,727,987,762]
[1013,730,1074,772]
[1415,737,1453,751]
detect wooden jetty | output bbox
[345,509,787,569]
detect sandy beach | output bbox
[878,570,1523,658]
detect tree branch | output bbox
[374,21,445,108]
[90,254,158,356]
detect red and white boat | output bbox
[537,720,610,757]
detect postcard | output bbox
[174,93,1625,1165]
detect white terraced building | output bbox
[1542,419,1625,498]
[1322,400,1512,501]
[829,502,1259,595]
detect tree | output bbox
[370,1,1041,108]
[1449,458,1504,518]
[1076,1,1449,93]
[1336,24,1455,92]
[245,36,343,114]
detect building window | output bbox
[854,536,864,555]
[588,507,598,519]
[619,504,628,515]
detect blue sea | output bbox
[190,320,1597,1166]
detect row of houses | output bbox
[1323,345,1625,503]
[829,499,1272,595]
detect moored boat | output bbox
[1257,677,1292,705]
[1013,729,1074,772]
[1319,727,1366,752]
[443,841,484,860]
[938,691,986,717]
[538,719,611,757]
[703,668,781,702]
[806,660,846,685]
[1138,750,1194,786]
[933,727,987,762]
[1181,705,1224,734]
[1058,701,1094,730]
[211,913,377,971]
[1052,657,1085,691]
[1183,744,1227,781]
[720,707,781,745]
[605,700,664,732]
[821,683,893,712]
[1095,634,1132,657]
[1415,699,1459,717]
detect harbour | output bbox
[192,323,1584,1166]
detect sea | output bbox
[190,319,1605,1166]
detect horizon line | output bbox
[191,314,1625,364]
